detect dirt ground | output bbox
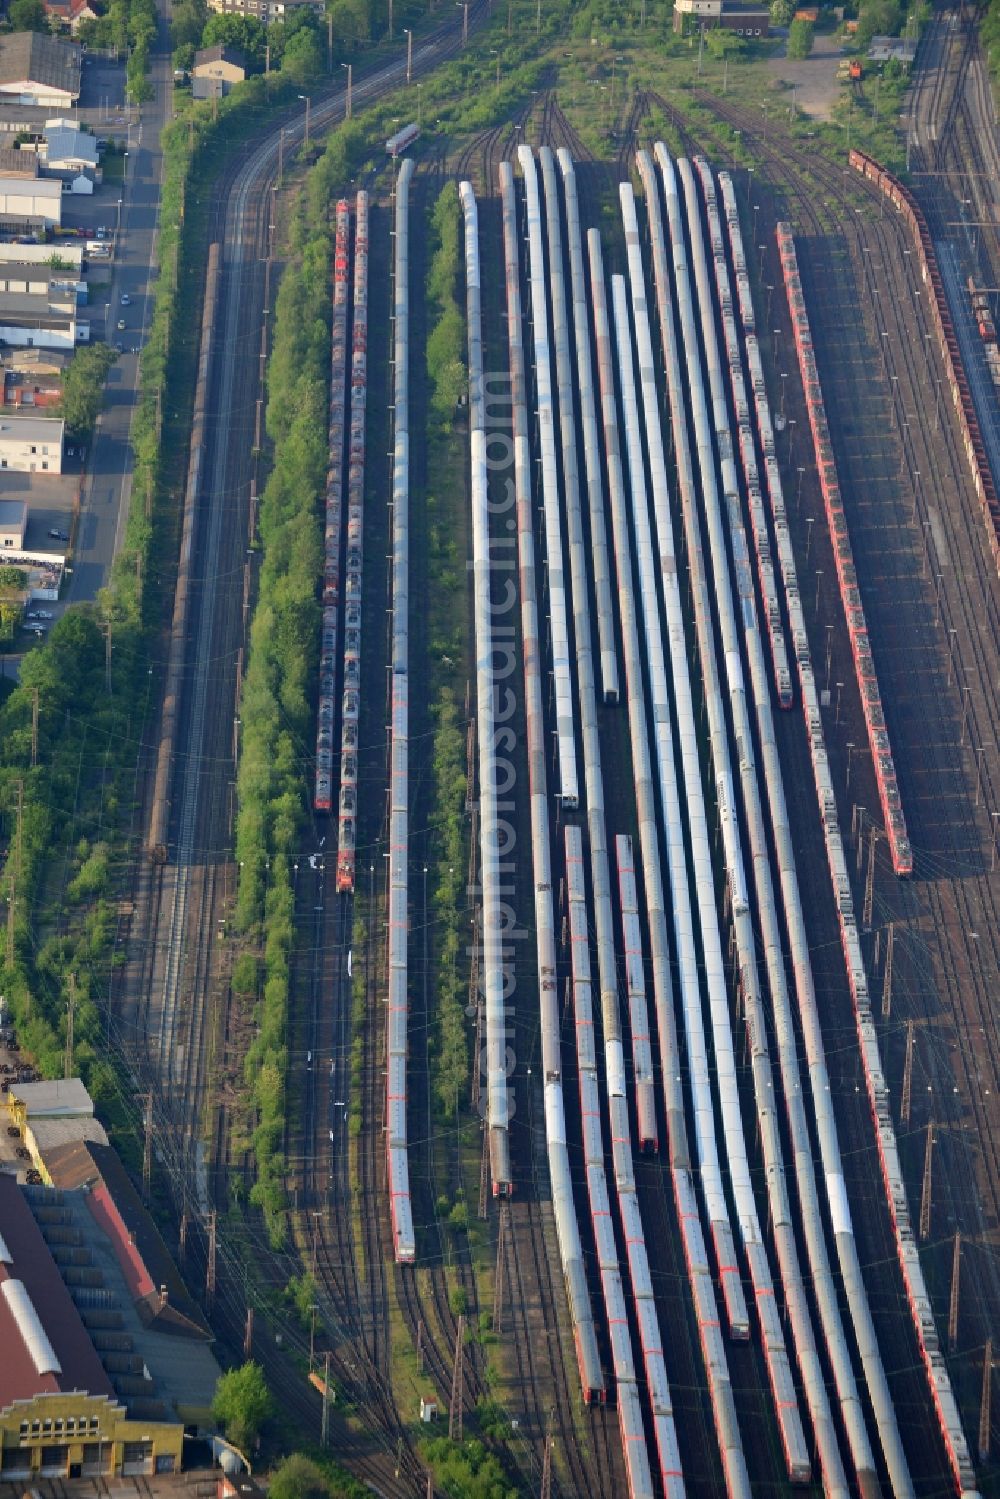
[764,30,847,121]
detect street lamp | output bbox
[115,197,123,238]
[298,93,311,146]
[405,28,413,84]
[341,62,352,119]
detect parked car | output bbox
[48,529,68,541]
[116,318,126,330]
[34,610,53,620]
[120,293,130,306]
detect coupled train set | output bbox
[304,138,986,1496]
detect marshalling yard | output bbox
[100,2,1000,1496]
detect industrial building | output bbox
[0,1175,188,1480]
[0,414,63,473]
[0,171,62,228]
[0,34,81,109]
[0,295,88,349]
[671,0,769,31]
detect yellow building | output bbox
[0,1391,183,1481]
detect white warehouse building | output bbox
[0,414,63,473]
[0,173,61,227]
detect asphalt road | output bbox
[68,18,172,605]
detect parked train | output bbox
[715,159,912,1495]
[590,226,752,1499]
[633,155,812,1484]
[386,161,415,1265]
[336,190,369,896]
[314,199,351,819]
[776,219,913,878]
[849,148,1000,582]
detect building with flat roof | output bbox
[0,241,83,267]
[0,173,61,227]
[0,33,82,108]
[8,1077,92,1121]
[671,0,768,30]
[0,292,87,349]
[0,1174,186,1481]
[0,145,38,178]
[0,497,27,549]
[0,414,63,473]
[0,263,85,300]
[26,1114,109,1162]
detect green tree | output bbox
[705,27,747,57]
[8,0,48,31]
[787,16,814,56]
[211,1362,272,1451]
[201,12,267,70]
[268,1455,361,1499]
[170,0,207,50]
[58,344,117,438]
[280,25,324,82]
[770,0,795,22]
[855,0,902,48]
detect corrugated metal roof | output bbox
[0,33,81,97]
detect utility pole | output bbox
[862,825,877,930]
[948,1232,961,1351]
[881,921,894,1020]
[244,1306,254,1358]
[64,974,76,1080]
[30,687,38,768]
[327,15,333,72]
[179,1208,188,1265]
[7,779,22,966]
[311,1211,321,1276]
[540,1409,555,1499]
[309,1302,318,1371]
[417,1318,425,1373]
[919,1122,934,1241]
[142,1091,152,1199]
[979,1339,992,1462]
[405,27,413,84]
[478,1127,488,1220]
[388,0,393,39]
[902,1020,915,1125]
[206,1210,217,1310]
[321,1352,331,1446]
[448,1314,466,1441]
[493,1201,507,1334]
